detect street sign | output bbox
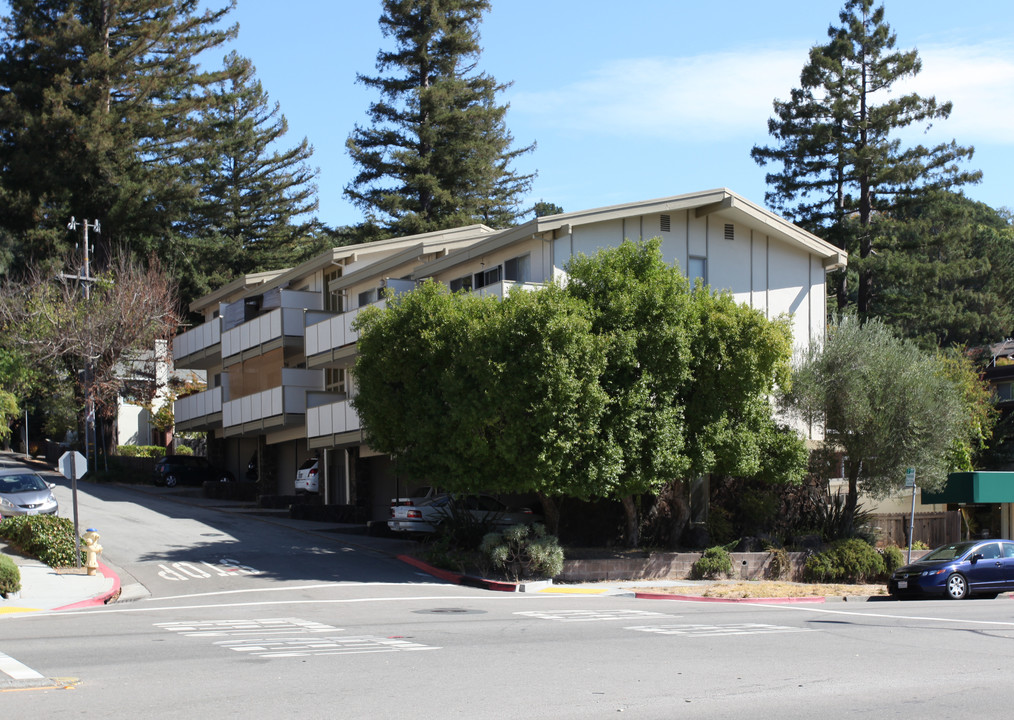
[58,450,87,480]
[904,467,916,487]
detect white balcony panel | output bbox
[174,387,222,424]
[222,307,308,358]
[222,378,320,428]
[173,318,221,362]
[471,281,544,299]
[306,300,387,355]
[307,399,360,438]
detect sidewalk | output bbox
[0,538,120,615]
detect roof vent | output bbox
[724,223,735,241]
[660,214,671,233]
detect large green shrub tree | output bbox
[781,316,984,526]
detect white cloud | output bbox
[512,40,1014,146]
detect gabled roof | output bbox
[255,223,497,297]
[189,269,288,313]
[412,188,847,279]
[191,224,498,310]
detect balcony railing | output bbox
[470,280,545,299]
[222,369,322,429]
[305,299,388,357]
[173,317,222,366]
[222,307,306,359]
[307,398,361,438]
[174,387,223,426]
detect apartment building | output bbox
[174,188,846,523]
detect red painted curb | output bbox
[55,561,122,610]
[396,554,519,592]
[634,592,826,604]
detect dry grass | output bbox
[631,580,888,599]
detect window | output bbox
[473,265,502,289]
[449,274,473,293]
[504,254,530,283]
[995,382,1014,402]
[357,288,377,308]
[688,256,707,285]
[325,368,345,394]
[324,267,343,313]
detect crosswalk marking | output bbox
[0,651,45,680]
[626,623,812,637]
[154,617,440,659]
[216,636,438,658]
[155,617,339,637]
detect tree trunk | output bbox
[537,492,561,536]
[621,495,639,547]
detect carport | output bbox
[921,472,1014,540]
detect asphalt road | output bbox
[4,473,1014,717]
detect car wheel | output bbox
[945,573,968,600]
[165,474,178,489]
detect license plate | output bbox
[897,580,907,589]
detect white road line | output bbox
[761,602,1014,627]
[0,651,44,680]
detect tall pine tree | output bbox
[0,0,240,279]
[869,191,1014,350]
[345,0,535,237]
[192,51,320,277]
[751,0,980,316]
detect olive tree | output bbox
[780,315,976,524]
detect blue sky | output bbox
[4,1,1013,228]
[218,0,1013,228]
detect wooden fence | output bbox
[871,512,963,549]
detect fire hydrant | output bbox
[82,529,102,576]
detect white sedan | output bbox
[388,493,541,534]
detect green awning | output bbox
[921,472,1014,505]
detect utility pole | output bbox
[66,217,101,472]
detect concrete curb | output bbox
[634,591,827,604]
[54,561,121,611]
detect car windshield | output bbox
[0,474,48,493]
[921,541,979,562]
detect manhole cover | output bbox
[414,608,486,615]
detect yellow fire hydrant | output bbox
[82,529,102,576]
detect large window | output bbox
[449,274,473,293]
[473,265,502,289]
[357,288,378,308]
[325,368,346,394]
[324,267,343,313]
[504,254,530,283]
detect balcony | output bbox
[174,317,222,369]
[306,397,361,449]
[174,387,222,432]
[305,300,388,365]
[471,280,545,299]
[222,369,322,437]
[222,307,307,362]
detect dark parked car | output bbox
[153,456,234,488]
[887,539,1014,600]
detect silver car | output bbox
[0,468,59,517]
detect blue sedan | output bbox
[888,539,1014,600]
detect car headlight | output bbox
[0,497,16,511]
[921,569,946,577]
